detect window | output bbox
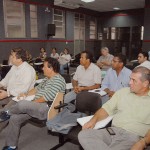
[141,26,144,40]
[111,27,116,40]
[30,4,38,38]
[103,28,109,40]
[89,18,97,39]
[3,0,25,38]
[53,9,65,38]
[74,13,85,40]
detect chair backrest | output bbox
[76,91,102,114]
[47,92,64,120]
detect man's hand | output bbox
[130,139,145,150]
[77,87,84,92]
[0,90,8,99]
[17,93,27,100]
[107,91,115,97]
[82,118,97,130]
[73,86,79,93]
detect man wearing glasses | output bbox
[101,53,131,104]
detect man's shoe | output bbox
[2,146,17,150]
[0,111,10,122]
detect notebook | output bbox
[12,95,35,102]
[77,115,113,129]
[88,88,107,96]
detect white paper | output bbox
[77,115,113,129]
[66,83,73,90]
[12,95,35,102]
[35,79,44,84]
[88,88,107,96]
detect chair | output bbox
[29,92,65,127]
[49,91,102,150]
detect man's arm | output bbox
[18,88,36,98]
[104,88,115,97]
[33,96,46,103]
[131,130,150,150]
[78,84,100,92]
[72,79,78,88]
[82,108,109,129]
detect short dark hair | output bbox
[12,47,27,62]
[81,51,94,62]
[114,53,127,66]
[132,66,150,83]
[44,57,60,73]
[139,52,149,60]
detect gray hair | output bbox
[132,66,150,83]
[101,47,109,52]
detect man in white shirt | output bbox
[97,47,114,71]
[64,51,101,103]
[137,51,150,70]
[0,47,36,108]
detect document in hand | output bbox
[12,95,35,102]
[88,88,107,96]
[77,115,113,129]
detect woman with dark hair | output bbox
[50,48,59,59]
[39,48,47,61]
[59,48,71,74]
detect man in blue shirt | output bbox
[101,53,131,104]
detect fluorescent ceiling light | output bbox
[81,0,95,3]
[113,7,120,10]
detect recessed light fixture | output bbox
[81,0,95,3]
[113,7,120,10]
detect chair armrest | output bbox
[54,103,68,110]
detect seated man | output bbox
[137,51,150,69]
[97,47,114,71]
[101,53,131,104]
[0,47,36,108]
[131,129,150,150]
[0,57,66,150]
[78,66,150,150]
[64,51,101,103]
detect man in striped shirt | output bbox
[0,57,66,150]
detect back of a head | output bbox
[45,57,60,73]
[12,47,27,62]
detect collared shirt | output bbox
[0,62,36,96]
[35,74,66,101]
[102,87,150,137]
[101,67,132,91]
[59,54,71,65]
[50,53,59,59]
[138,60,150,70]
[97,54,114,70]
[73,63,101,86]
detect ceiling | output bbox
[56,0,145,12]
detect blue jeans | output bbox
[60,63,68,74]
